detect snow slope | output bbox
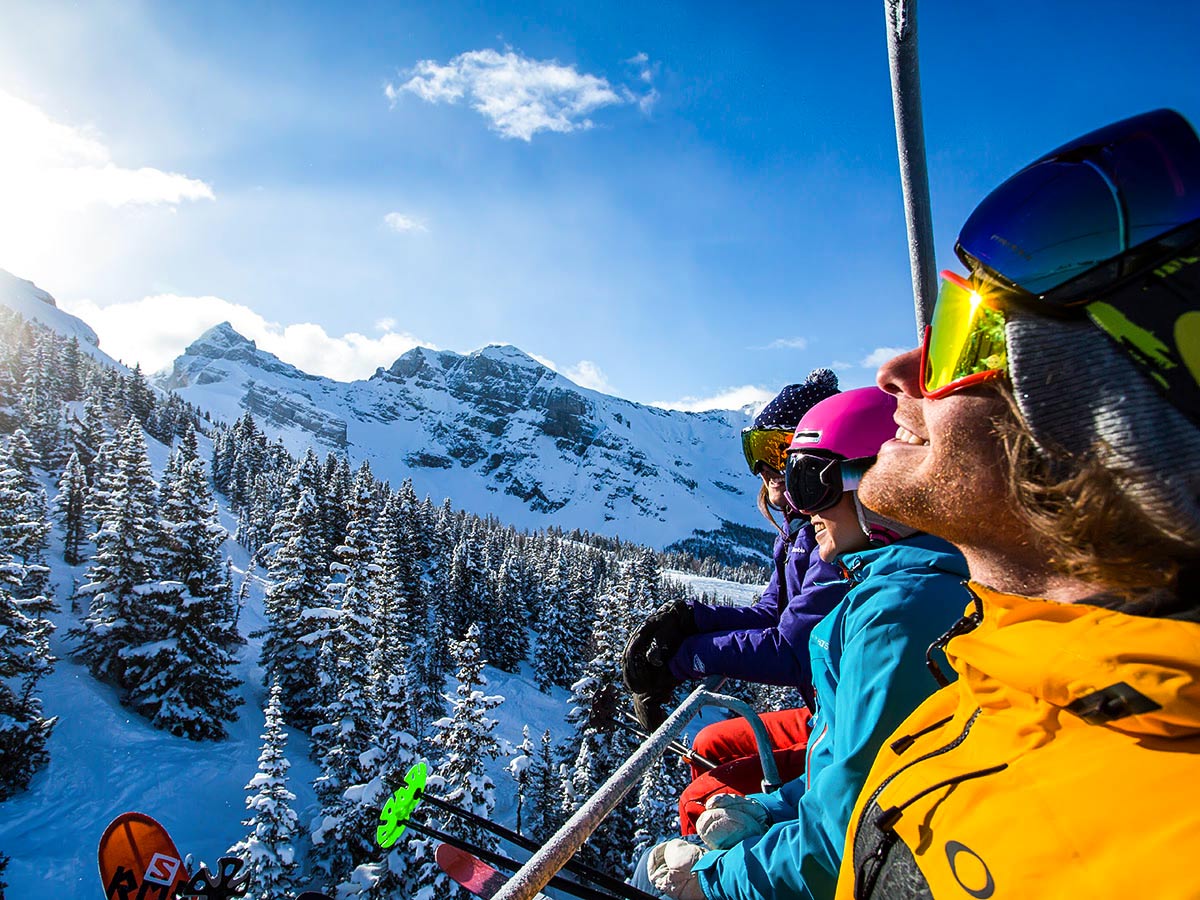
[0,475,762,897]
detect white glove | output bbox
[695,793,771,850]
[646,839,707,900]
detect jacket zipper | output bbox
[853,708,983,899]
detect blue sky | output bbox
[1,0,1198,409]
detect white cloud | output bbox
[529,352,615,394]
[388,48,642,141]
[764,337,809,351]
[375,317,397,332]
[0,89,214,213]
[653,385,777,413]
[59,293,435,382]
[624,52,659,111]
[634,89,659,115]
[383,211,427,233]
[859,346,909,368]
[563,360,613,393]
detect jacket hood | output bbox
[948,582,1200,738]
[839,532,969,584]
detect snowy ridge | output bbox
[0,269,118,370]
[157,322,767,551]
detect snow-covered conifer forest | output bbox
[0,303,786,898]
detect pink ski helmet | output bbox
[787,386,897,461]
[784,387,911,545]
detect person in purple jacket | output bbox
[623,370,848,834]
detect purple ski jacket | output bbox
[668,520,848,709]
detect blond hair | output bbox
[757,482,788,536]
[993,384,1199,604]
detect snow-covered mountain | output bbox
[156,323,766,551]
[0,270,771,554]
[0,270,118,370]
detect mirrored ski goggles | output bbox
[741,427,794,475]
[921,271,1010,398]
[784,451,875,514]
[927,232,1200,420]
[956,109,1200,300]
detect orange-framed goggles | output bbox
[740,427,793,475]
[920,271,1010,398]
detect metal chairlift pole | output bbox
[885,0,937,337]
[490,677,782,900]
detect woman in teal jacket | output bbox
[642,389,970,900]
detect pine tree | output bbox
[74,419,162,687]
[430,623,502,840]
[0,536,56,798]
[321,453,352,562]
[506,726,536,836]
[0,440,51,605]
[369,493,421,774]
[533,549,584,691]
[55,451,88,565]
[631,755,690,863]
[125,364,156,427]
[75,396,108,478]
[441,536,475,650]
[311,463,384,884]
[560,572,644,871]
[229,683,300,900]
[0,432,56,798]
[59,336,83,402]
[260,470,327,728]
[525,728,561,843]
[412,624,503,900]
[486,549,529,672]
[129,442,241,740]
[5,429,39,481]
[84,439,116,533]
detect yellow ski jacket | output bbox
[836,582,1200,899]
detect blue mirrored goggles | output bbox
[956,109,1200,302]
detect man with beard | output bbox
[837,109,1200,898]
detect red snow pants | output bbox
[679,707,811,835]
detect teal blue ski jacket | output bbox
[692,533,969,900]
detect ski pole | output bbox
[615,713,718,771]
[490,677,725,900]
[403,816,621,900]
[415,790,659,900]
[884,0,938,337]
[378,764,654,900]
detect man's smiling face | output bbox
[859,347,1015,548]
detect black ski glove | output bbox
[622,597,697,695]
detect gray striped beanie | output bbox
[1007,312,1200,547]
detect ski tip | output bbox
[98,811,191,900]
[435,843,508,900]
